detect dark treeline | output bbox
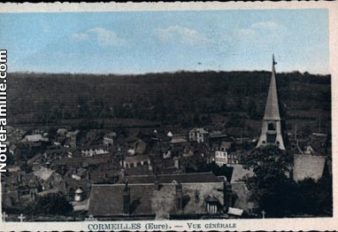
[8,71,331,131]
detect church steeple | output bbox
[263,54,281,121]
[256,55,285,150]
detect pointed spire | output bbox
[272,54,277,65]
[256,55,286,150]
[263,55,281,120]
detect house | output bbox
[162,149,172,159]
[121,154,152,170]
[189,128,208,143]
[170,135,187,144]
[214,141,233,166]
[22,134,48,143]
[88,172,225,220]
[293,154,326,182]
[227,207,244,217]
[309,132,328,153]
[228,164,254,183]
[33,166,66,193]
[66,130,79,149]
[81,146,109,157]
[52,154,112,168]
[57,128,68,136]
[103,132,117,147]
[126,138,147,155]
[215,151,228,167]
[209,131,228,141]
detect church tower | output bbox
[256,55,285,150]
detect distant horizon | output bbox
[8,69,331,76]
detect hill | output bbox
[7,71,331,137]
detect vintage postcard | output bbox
[0,1,337,231]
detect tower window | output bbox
[267,133,277,143]
[268,123,275,131]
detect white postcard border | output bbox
[0,1,337,231]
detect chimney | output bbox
[194,190,200,203]
[123,181,130,215]
[175,182,183,211]
[174,157,180,169]
[154,178,160,191]
[224,182,233,208]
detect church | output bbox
[256,55,286,150]
[255,55,329,184]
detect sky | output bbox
[0,9,330,74]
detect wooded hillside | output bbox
[7,71,331,136]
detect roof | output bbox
[124,172,222,184]
[170,137,187,144]
[104,132,117,138]
[209,131,227,139]
[263,57,281,120]
[75,188,84,193]
[190,128,208,134]
[125,166,154,176]
[220,141,232,149]
[231,182,255,211]
[57,128,68,134]
[228,207,244,216]
[33,167,54,181]
[53,154,112,166]
[293,154,326,182]
[229,164,254,183]
[72,198,89,211]
[89,184,154,216]
[88,180,224,217]
[22,134,48,142]
[66,130,80,137]
[205,195,219,203]
[124,154,150,163]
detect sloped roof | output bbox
[231,182,254,211]
[88,180,224,217]
[89,184,155,216]
[125,154,150,163]
[72,198,89,211]
[170,137,187,144]
[22,134,48,142]
[190,128,208,134]
[229,164,254,183]
[124,172,222,184]
[293,154,326,182]
[33,166,54,181]
[228,207,244,216]
[263,58,281,120]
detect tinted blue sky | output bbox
[0,9,329,74]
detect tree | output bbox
[242,146,333,217]
[294,175,332,216]
[242,145,295,217]
[26,193,73,215]
[247,99,258,119]
[243,145,293,177]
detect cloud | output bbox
[71,27,126,47]
[251,21,280,30]
[72,32,89,41]
[234,21,285,41]
[235,28,257,39]
[155,25,212,46]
